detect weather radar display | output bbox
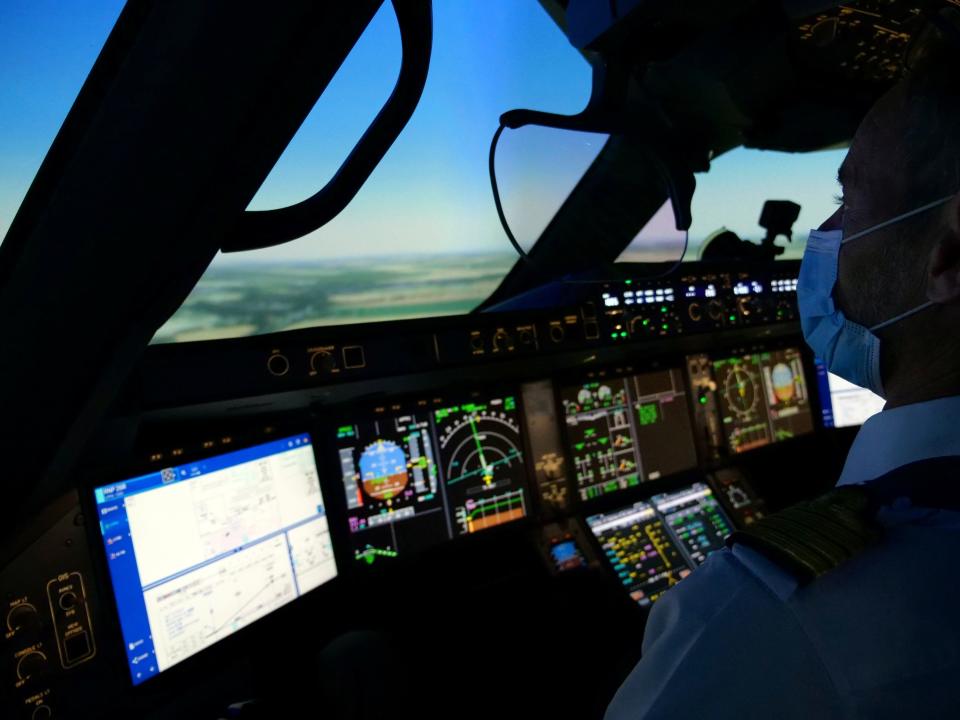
[433,395,529,536]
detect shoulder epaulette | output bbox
[725,486,883,584]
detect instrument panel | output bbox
[2,260,850,718]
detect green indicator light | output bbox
[729,315,736,322]
[611,332,618,339]
[643,319,650,326]
[620,331,628,338]
[699,396,708,405]
[661,306,668,313]
[625,279,633,285]
[662,324,669,331]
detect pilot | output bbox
[605,30,960,720]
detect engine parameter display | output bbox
[560,379,639,501]
[561,368,697,501]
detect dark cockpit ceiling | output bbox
[0,1,954,718]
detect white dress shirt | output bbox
[838,395,960,486]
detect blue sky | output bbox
[0,1,847,262]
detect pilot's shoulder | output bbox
[725,486,883,594]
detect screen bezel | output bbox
[316,385,540,575]
[83,425,346,692]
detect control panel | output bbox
[136,261,801,409]
[1,494,102,720]
[596,267,799,343]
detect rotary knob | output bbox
[707,299,724,321]
[6,603,40,634]
[310,350,336,373]
[16,650,48,680]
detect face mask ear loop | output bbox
[870,300,937,332]
[844,195,957,244]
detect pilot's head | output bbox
[804,38,960,408]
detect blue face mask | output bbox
[798,195,955,397]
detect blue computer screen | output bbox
[814,359,885,428]
[93,434,338,685]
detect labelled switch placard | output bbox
[45,572,96,669]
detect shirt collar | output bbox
[838,395,960,486]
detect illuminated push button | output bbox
[57,592,77,611]
[16,651,48,680]
[6,604,40,634]
[64,630,91,663]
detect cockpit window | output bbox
[0,0,127,245]
[153,2,594,343]
[687,146,848,261]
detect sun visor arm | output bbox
[221,0,432,253]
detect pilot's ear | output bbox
[927,197,960,304]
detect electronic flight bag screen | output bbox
[93,434,338,685]
[814,358,885,428]
[335,391,530,565]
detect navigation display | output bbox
[335,392,531,564]
[560,368,697,501]
[434,395,529,536]
[709,348,814,454]
[93,434,337,685]
[587,482,734,605]
[337,414,448,565]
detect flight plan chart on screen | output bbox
[94,435,338,685]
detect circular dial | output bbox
[723,365,761,417]
[6,603,39,634]
[358,440,409,500]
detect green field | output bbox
[152,253,517,343]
